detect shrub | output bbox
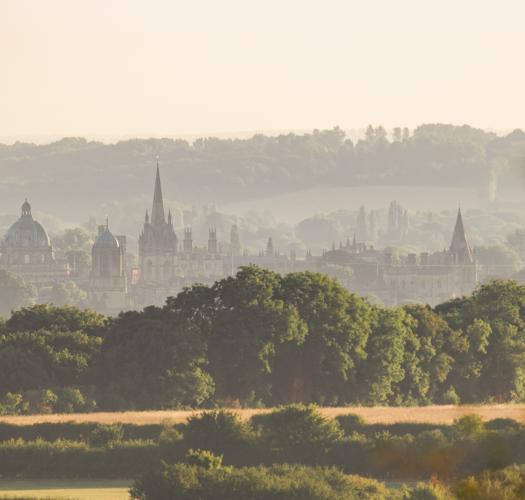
[404,482,452,500]
[0,438,160,477]
[185,449,225,469]
[336,413,365,435]
[182,410,256,465]
[452,415,485,440]
[158,424,183,446]
[0,392,26,415]
[130,462,392,500]
[88,424,124,447]
[455,464,525,500]
[0,422,164,442]
[54,387,96,413]
[24,389,58,414]
[251,404,343,464]
[485,418,521,432]
[441,387,460,405]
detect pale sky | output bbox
[1,0,524,139]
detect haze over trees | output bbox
[1,124,524,225]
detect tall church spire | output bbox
[449,208,473,264]
[151,159,166,226]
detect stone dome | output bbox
[3,200,51,249]
[94,226,120,249]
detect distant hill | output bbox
[0,125,524,227]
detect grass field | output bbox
[2,404,525,426]
[0,480,130,500]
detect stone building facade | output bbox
[0,200,69,285]
[133,165,224,306]
[382,208,478,306]
[0,172,481,314]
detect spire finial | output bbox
[21,198,32,217]
[105,215,109,230]
[151,159,166,226]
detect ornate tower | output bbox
[89,221,127,313]
[138,162,178,284]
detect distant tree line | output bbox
[1,125,525,220]
[1,267,525,413]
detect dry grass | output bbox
[2,405,525,426]
[0,480,130,500]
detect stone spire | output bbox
[151,161,166,226]
[449,208,473,264]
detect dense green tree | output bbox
[208,266,305,404]
[402,305,457,403]
[96,306,213,409]
[0,330,101,393]
[360,308,413,405]
[5,304,105,335]
[436,281,525,402]
[4,275,525,412]
[276,272,372,405]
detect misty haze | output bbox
[2,1,525,499]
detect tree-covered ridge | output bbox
[1,125,524,220]
[2,268,525,413]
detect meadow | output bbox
[2,404,525,426]
[0,480,130,500]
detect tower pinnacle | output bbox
[449,207,473,264]
[151,161,166,226]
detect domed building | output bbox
[0,200,69,285]
[88,220,128,314]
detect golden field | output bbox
[0,480,130,499]
[2,405,525,426]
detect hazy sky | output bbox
[1,0,524,139]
